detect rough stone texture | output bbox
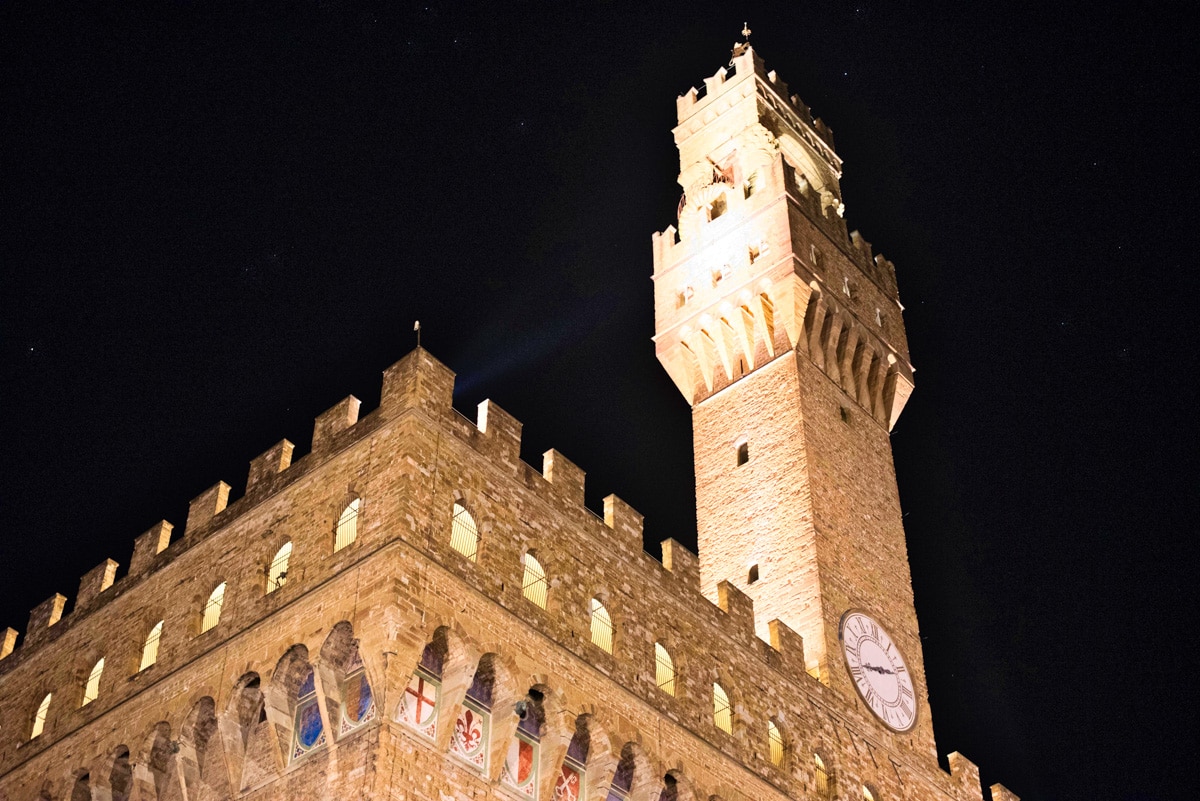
[0,44,1016,801]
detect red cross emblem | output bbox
[403,672,438,726]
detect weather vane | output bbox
[742,22,751,41]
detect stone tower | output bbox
[652,44,931,751]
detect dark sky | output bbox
[2,3,1196,799]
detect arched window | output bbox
[334,498,360,551]
[590,598,614,653]
[267,542,292,592]
[863,785,879,801]
[658,774,678,801]
[70,774,91,801]
[140,621,163,671]
[606,743,636,801]
[201,582,225,633]
[554,716,591,801]
[501,688,544,798]
[522,553,548,609]
[654,642,675,696]
[31,693,51,739]
[736,440,749,465]
[82,658,105,706]
[291,666,325,760]
[109,746,132,801]
[815,752,835,799]
[744,171,760,199]
[398,630,446,739]
[767,719,785,766]
[337,643,376,735]
[451,654,495,771]
[450,501,480,562]
[713,682,731,733]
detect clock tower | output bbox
[652,42,933,751]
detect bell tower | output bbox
[652,42,933,751]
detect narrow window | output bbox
[451,655,495,771]
[334,498,360,551]
[109,746,132,801]
[863,785,879,801]
[201,582,226,634]
[267,542,292,593]
[450,501,480,562]
[82,658,105,706]
[655,643,676,696]
[590,599,614,654]
[748,243,761,264]
[607,744,636,801]
[554,718,590,801]
[708,194,727,220]
[743,172,759,198]
[748,564,760,584]
[815,753,834,799]
[31,693,51,739]
[338,644,376,735]
[768,720,785,766]
[502,689,544,798]
[736,441,749,466]
[399,632,446,739]
[522,553,548,609]
[713,682,732,733]
[291,666,325,760]
[139,621,163,671]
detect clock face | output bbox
[839,610,917,732]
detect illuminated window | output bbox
[654,643,675,696]
[139,621,163,671]
[590,599,614,654]
[713,682,731,733]
[768,720,785,766]
[82,658,104,706]
[501,689,544,798]
[267,542,292,593]
[291,667,325,760]
[450,502,480,562]
[863,785,879,801]
[334,499,360,551]
[522,553,548,609]
[31,693,51,739]
[201,582,226,634]
[815,753,834,799]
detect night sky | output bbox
[2,3,1196,799]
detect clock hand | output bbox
[862,663,895,675]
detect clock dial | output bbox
[839,610,917,732]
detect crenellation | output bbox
[185,480,231,539]
[947,751,983,800]
[990,783,1021,801]
[75,558,119,612]
[541,448,585,507]
[129,520,173,576]
[660,538,701,591]
[601,494,643,552]
[473,399,523,473]
[716,580,758,645]
[312,395,362,454]
[246,439,295,493]
[0,627,16,659]
[767,619,806,677]
[380,346,456,419]
[24,593,66,646]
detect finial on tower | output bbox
[732,22,752,61]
